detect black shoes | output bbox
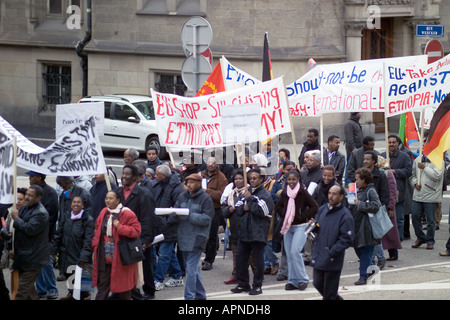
[230,286,250,293]
[231,285,262,295]
[354,278,367,285]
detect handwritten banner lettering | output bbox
[0,116,107,176]
[385,53,450,117]
[286,55,427,117]
[151,77,291,148]
[0,139,14,204]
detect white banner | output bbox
[151,77,291,148]
[286,55,427,117]
[0,139,14,204]
[221,56,260,91]
[385,53,450,117]
[56,102,104,139]
[0,116,107,176]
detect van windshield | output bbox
[133,101,155,120]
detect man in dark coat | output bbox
[311,185,354,300]
[152,164,185,290]
[381,135,412,246]
[27,171,59,299]
[344,112,363,185]
[116,164,158,300]
[11,185,49,300]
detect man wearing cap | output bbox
[26,171,59,300]
[170,173,214,300]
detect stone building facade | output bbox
[0,0,448,142]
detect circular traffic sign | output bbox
[181,16,213,55]
[425,39,444,64]
[181,54,212,92]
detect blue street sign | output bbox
[416,25,444,37]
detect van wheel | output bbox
[147,136,168,160]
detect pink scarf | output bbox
[280,182,300,235]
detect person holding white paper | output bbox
[152,164,185,291]
[169,173,214,300]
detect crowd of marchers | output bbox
[0,113,449,300]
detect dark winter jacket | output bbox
[275,185,318,226]
[300,164,322,189]
[13,202,49,271]
[222,188,246,243]
[58,185,93,224]
[322,148,346,185]
[39,182,59,241]
[90,180,117,220]
[116,183,158,244]
[311,202,354,271]
[381,149,412,203]
[50,209,94,273]
[235,184,274,243]
[172,188,214,252]
[371,167,390,208]
[152,173,185,242]
[349,185,381,248]
[298,140,321,168]
[344,115,363,154]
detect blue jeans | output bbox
[264,241,279,269]
[411,201,438,245]
[344,154,351,185]
[154,241,182,282]
[36,256,58,296]
[354,245,374,280]
[182,251,206,300]
[283,224,309,286]
[395,201,405,241]
[372,243,385,260]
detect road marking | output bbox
[165,261,450,300]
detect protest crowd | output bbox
[0,112,449,301]
[1,49,450,300]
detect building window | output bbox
[49,0,62,15]
[155,74,187,96]
[42,65,72,110]
[138,0,205,16]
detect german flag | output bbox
[195,61,225,97]
[422,94,450,170]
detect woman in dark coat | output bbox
[350,168,381,286]
[51,196,94,300]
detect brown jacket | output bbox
[201,169,228,209]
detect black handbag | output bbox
[117,237,145,266]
